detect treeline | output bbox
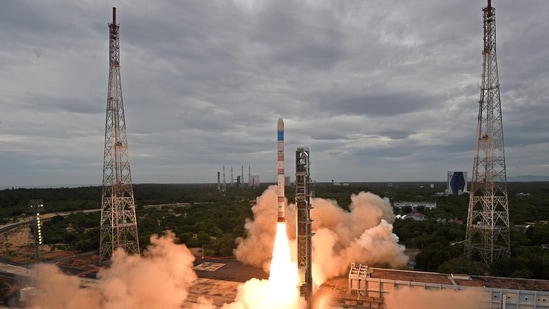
[2,182,549,278]
[0,183,266,222]
[393,217,549,279]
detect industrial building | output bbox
[344,264,549,309]
[447,171,468,196]
[393,201,437,211]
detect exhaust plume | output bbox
[29,231,198,309]
[384,287,485,309]
[233,186,278,272]
[234,186,408,285]
[26,187,408,309]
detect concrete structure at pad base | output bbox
[183,278,240,307]
[342,264,549,309]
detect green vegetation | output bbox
[1,182,549,279]
[0,278,9,301]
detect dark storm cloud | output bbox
[330,92,434,117]
[1,0,548,186]
[249,7,347,70]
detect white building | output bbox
[393,201,437,211]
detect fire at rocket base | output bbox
[277,118,285,223]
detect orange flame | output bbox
[226,223,304,308]
[267,223,300,301]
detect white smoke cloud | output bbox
[29,231,198,309]
[225,223,305,309]
[220,277,305,309]
[25,187,408,309]
[233,186,278,272]
[234,187,408,285]
[384,287,486,309]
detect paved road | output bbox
[0,203,188,233]
[1,202,192,233]
[0,209,101,233]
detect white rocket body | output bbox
[277,118,285,222]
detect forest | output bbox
[1,181,548,279]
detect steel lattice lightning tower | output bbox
[464,0,510,266]
[295,147,313,309]
[99,7,140,262]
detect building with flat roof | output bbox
[344,264,549,309]
[393,201,436,211]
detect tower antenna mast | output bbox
[99,7,140,262]
[464,0,511,265]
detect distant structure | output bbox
[217,171,221,191]
[99,7,140,262]
[393,201,437,211]
[230,166,234,186]
[465,0,511,266]
[284,176,291,186]
[447,171,467,196]
[249,175,260,188]
[295,147,313,308]
[222,166,227,192]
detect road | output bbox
[0,209,101,233]
[1,202,192,233]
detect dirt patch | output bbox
[57,253,99,268]
[0,225,77,264]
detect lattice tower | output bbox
[464,0,511,265]
[295,147,313,309]
[99,7,140,262]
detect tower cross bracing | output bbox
[99,7,140,262]
[464,0,511,266]
[295,147,313,309]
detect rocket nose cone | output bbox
[277,118,284,131]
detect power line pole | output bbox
[99,7,140,262]
[464,0,511,266]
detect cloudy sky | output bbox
[1,0,548,187]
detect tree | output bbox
[212,235,235,256]
[415,243,461,272]
[0,278,9,300]
[437,257,485,275]
[529,224,549,245]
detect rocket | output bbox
[277,118,285,222]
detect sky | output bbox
[1,0,548,187]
